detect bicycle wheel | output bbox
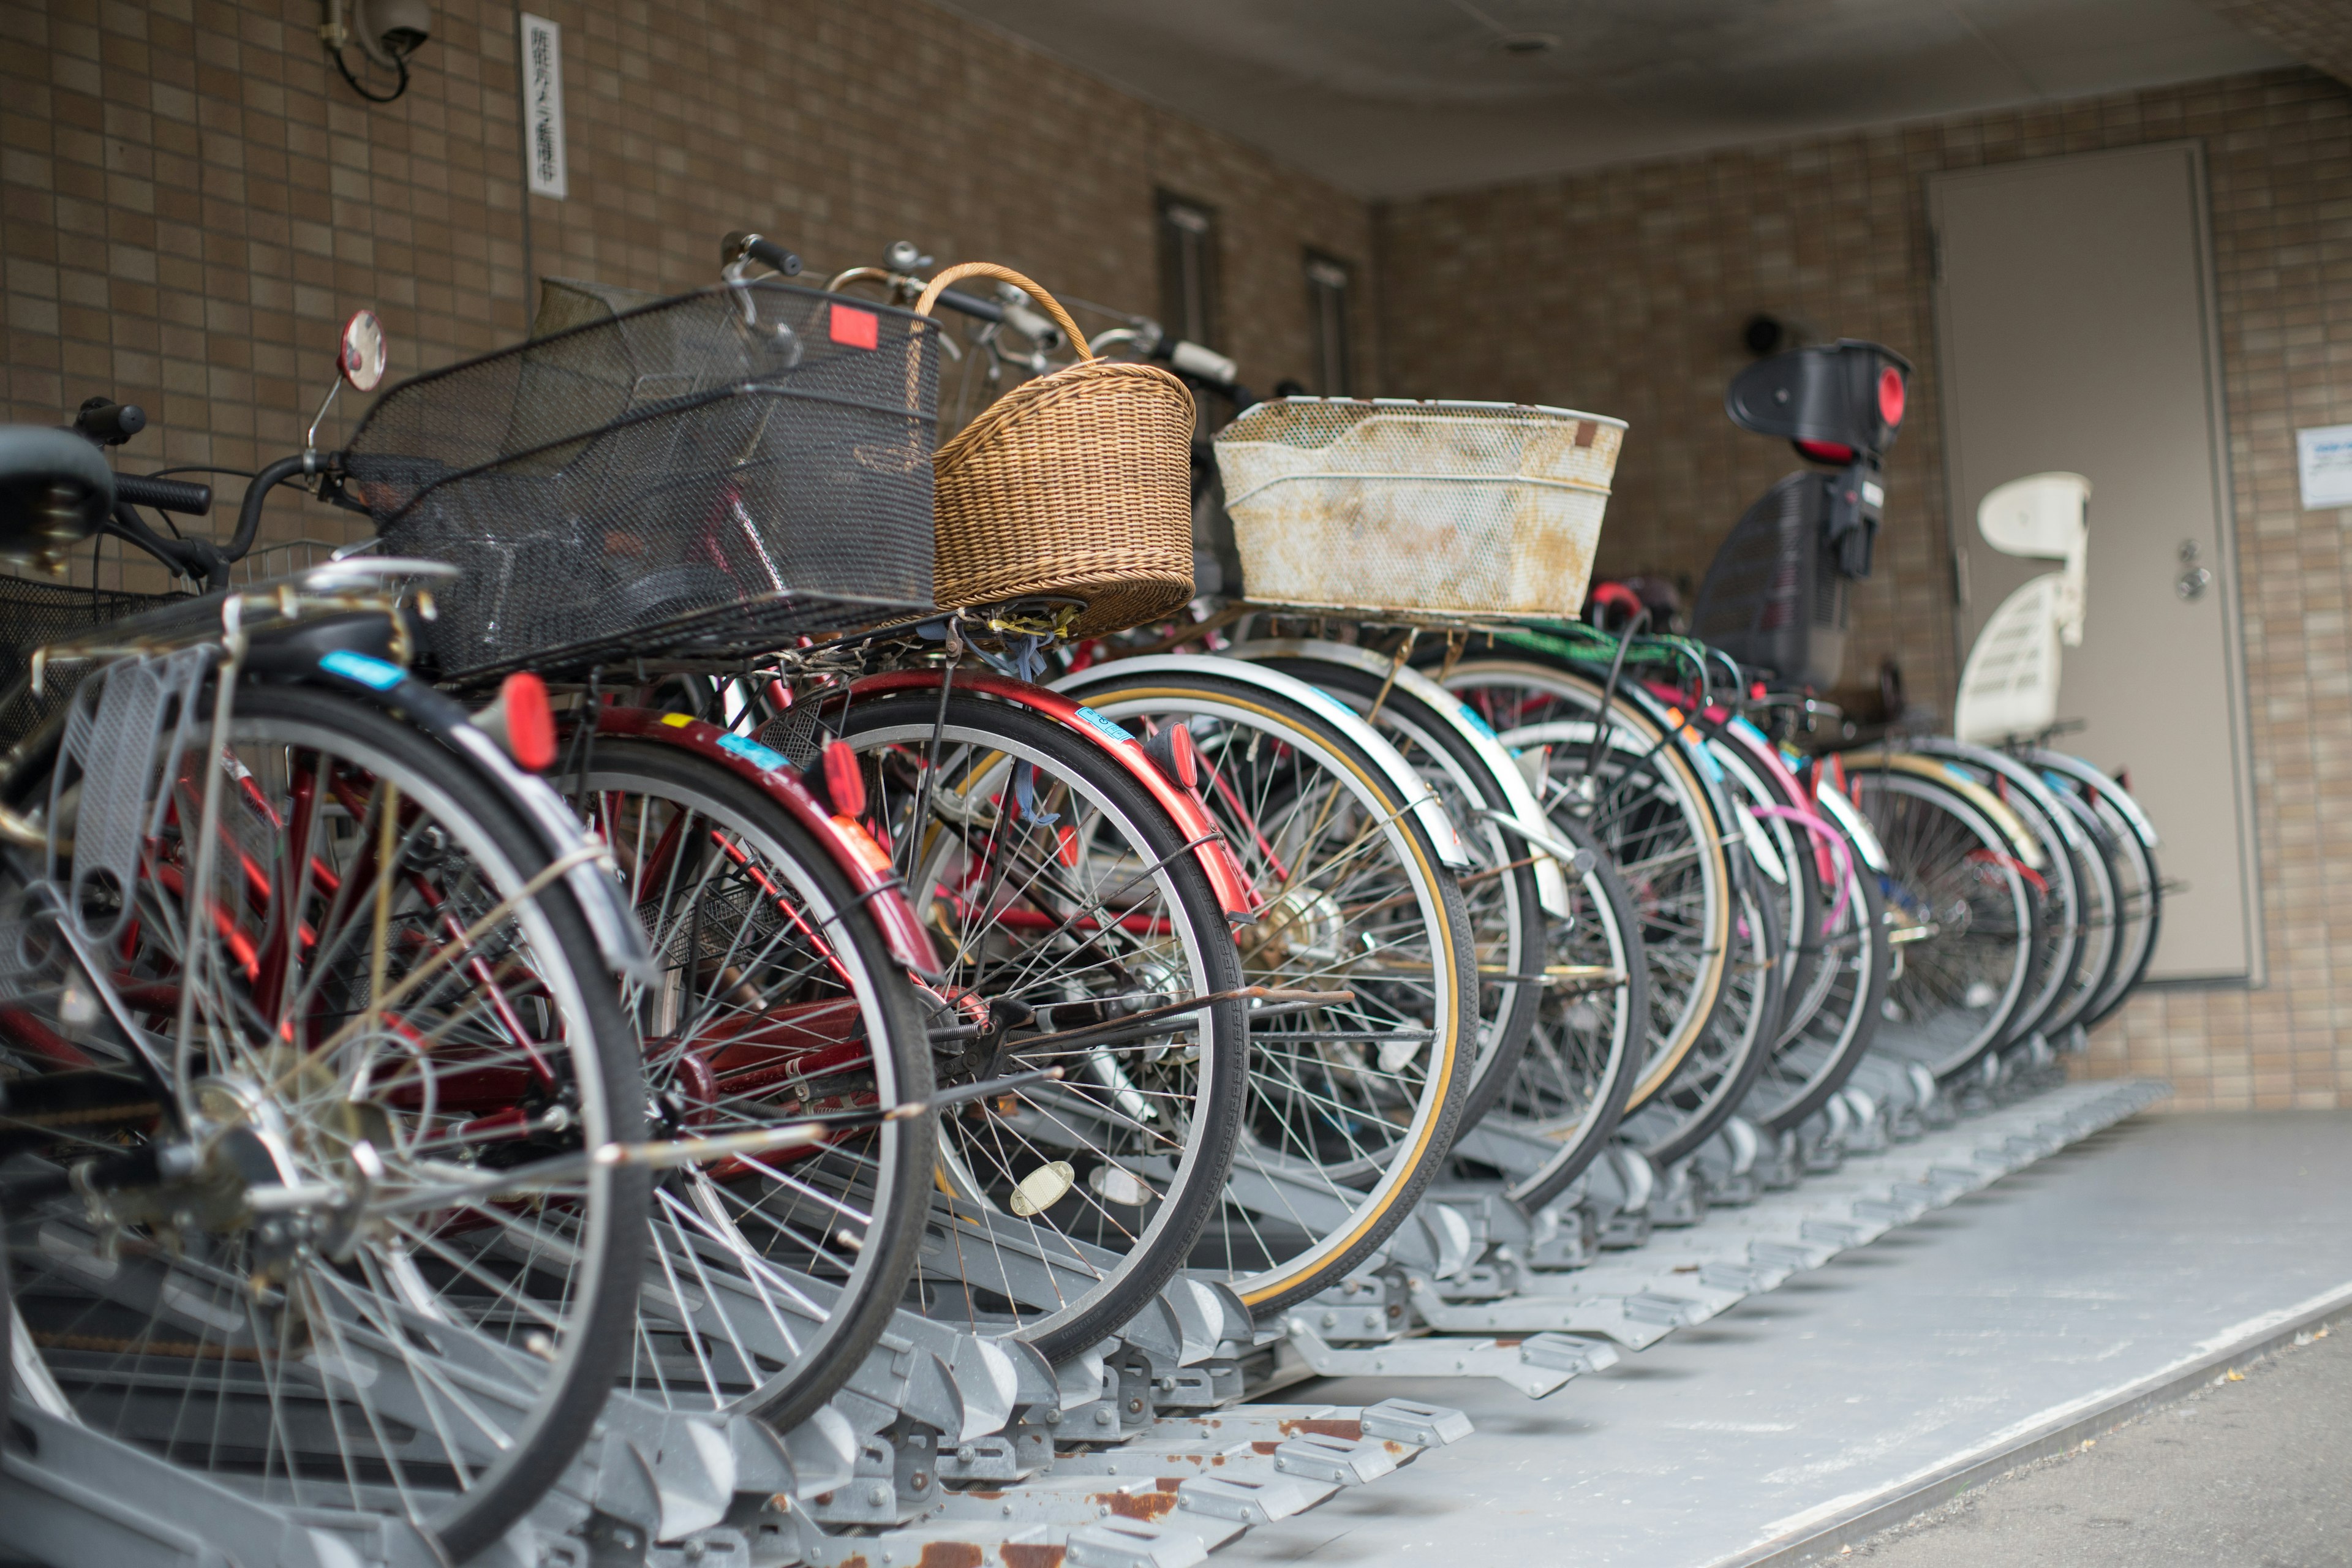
[2027,749,2162,1031]
[1907,738,2085,1050]
[1063,665,1477,1319]
[2038,788,2125,1042]
[1700,722,1888,1133]
[567,736,935,1433]
[1741,777,1890,1134]
[832,690,1246,1360]
[1242,650,1547,1132]
[1462,807,1647,1210]
[1444,660,1738,1110]
[1696,717,1824,1039]
[2,678,644,1561]
[1621,876,1784,1166]
[1845,761,2045,1082]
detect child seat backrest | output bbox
[1690,339,1911,687]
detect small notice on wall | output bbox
[2296,423,2352,511]
[521,13,567,200]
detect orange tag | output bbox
[829,304,879,350]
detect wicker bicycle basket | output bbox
[921,264,1196,638]
[342,279,941,680]
[1213,398,1626,620]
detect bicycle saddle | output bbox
[0,424,115,568]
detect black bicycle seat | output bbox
[0,424,115,567]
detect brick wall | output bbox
[1379,67,2352,1109]
[0,0,1372,552]
[2203,1,2352,85]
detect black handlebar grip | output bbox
[114,473,214,517]
[74,398,147,447]
[722,232,801,277]
[934,287,1005,324]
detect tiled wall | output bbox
[1379,67,2352,1109]
[0,0,1372,552]
[2207,1,2352,82]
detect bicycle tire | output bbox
[1442,659,1740,1110]
[1066,667,1478,1319]
[1475,807,1648,1211]
[834,691,1248,1360]
[1246,654,1548,1134]
[1845,761,2046,1083]
[570,737,935,1433]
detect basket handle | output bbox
[915,263,1091,360]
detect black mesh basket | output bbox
[343,280,941,680]
[1689,471,1849,689]
[0,576,193,752]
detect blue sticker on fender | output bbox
[319,650,405,690]
[716,731,791,773]
[1457,703,1501,741]
[1073,706,1136,745]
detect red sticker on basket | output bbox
[829,303,880,350]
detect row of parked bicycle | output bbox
[0,231,2159,1564]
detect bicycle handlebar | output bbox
[931,287,1005,323]
[114,473,213,517]
[74,399,147,447]
[720,232,802,277]
[229,454,316,568]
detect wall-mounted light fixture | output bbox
[320,0,432,103]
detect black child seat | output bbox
[1689,340,1910,689]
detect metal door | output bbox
[1928,141,2260,983]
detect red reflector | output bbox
[1750,682,1767,702]
[831,816,895,876]
[1797,439,1855,464]
[1878,366,1905,426]
[829,304,880,350]
[823,739,867,818]
[1167,724,1199,790]
[1056,824,1080,868]
[500,672,556,771]
[1147,722,1199,790]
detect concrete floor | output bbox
[1855,1322,2351,1566]
[1223,1110,2352,1568]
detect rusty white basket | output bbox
[1214,398,1626,619]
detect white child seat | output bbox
[1953,472,2090,744]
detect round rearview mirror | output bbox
[339,309,387,392]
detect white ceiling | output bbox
[933,0,2292,197]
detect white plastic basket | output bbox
[1213,397,1626,619]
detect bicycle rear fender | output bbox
[592,705,940,976]
[851,669,1261,921]
[1057,654,1472,874]
[1222,639,1568,916]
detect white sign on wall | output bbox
[2295,423,2352,511]
[521,13,567,200]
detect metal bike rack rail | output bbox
[4,1064,2163,1568]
